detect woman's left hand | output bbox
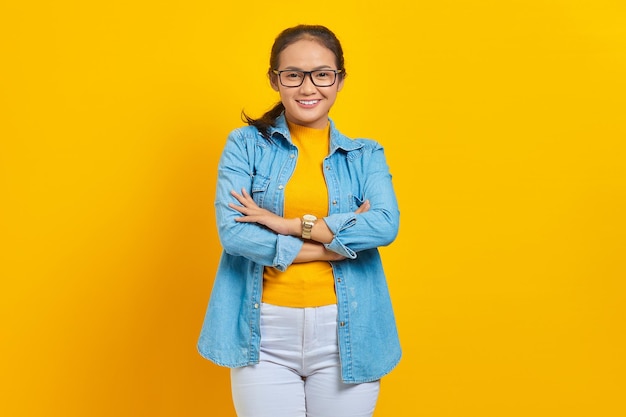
[229,188,295,235]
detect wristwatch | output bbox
[301,214,317,239]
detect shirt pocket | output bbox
[350,193,365,212]
[251,173,271,207]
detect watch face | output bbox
[303,214,317,222]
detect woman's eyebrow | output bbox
[281,65,334,70]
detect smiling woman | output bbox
[197,24,402,417]
[267,39,344,129]
[242,25,347,135]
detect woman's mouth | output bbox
[297,99,320,107]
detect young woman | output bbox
[198,24,401,417]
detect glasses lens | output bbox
[311,70,336,87]
[279,70,337,87]
[280,71,304,87]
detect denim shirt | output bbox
[197,114,401,383]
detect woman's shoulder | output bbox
[330,120,383,151]
[352,136,382,147]
[223,125,270,148]
[334,131,384,152]
[228,124,263,139]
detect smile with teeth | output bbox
[297,99,320,105]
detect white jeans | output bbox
[231,303,380,417]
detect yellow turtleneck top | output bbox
[262,121,336,307]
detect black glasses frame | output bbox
[272,69,343,88]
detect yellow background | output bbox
[1,1,625,416]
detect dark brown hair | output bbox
[242,25,346,138]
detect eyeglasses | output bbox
[272,69,343,88]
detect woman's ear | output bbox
[269,73,280,91]
[337,74,346,92]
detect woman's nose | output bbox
[300,74,317,93]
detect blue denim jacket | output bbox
[197,114,401,383]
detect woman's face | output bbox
[271,39,344,129]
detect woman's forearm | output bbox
[293,241,346,263]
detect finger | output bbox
[239,188,253,204]
[355,199,370,214]
[234,216,256,223]
[230,189,256,208]
[241,188,261,208]
[228,202,243,213]
[230,189,244,202]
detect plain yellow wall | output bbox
[1,1,625,416]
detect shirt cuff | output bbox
[272,234,303,272]
[322,214,357,259]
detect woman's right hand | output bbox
[355,199,370,214]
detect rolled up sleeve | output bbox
[322,213,358,259]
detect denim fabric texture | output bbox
[197,114,401,383]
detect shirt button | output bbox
[340,321,346,327]
[332,200,337,205]
[278,184,284,190]
[254,303,259,309]
[289,154,295,159]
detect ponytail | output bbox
[241,102,285,140]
